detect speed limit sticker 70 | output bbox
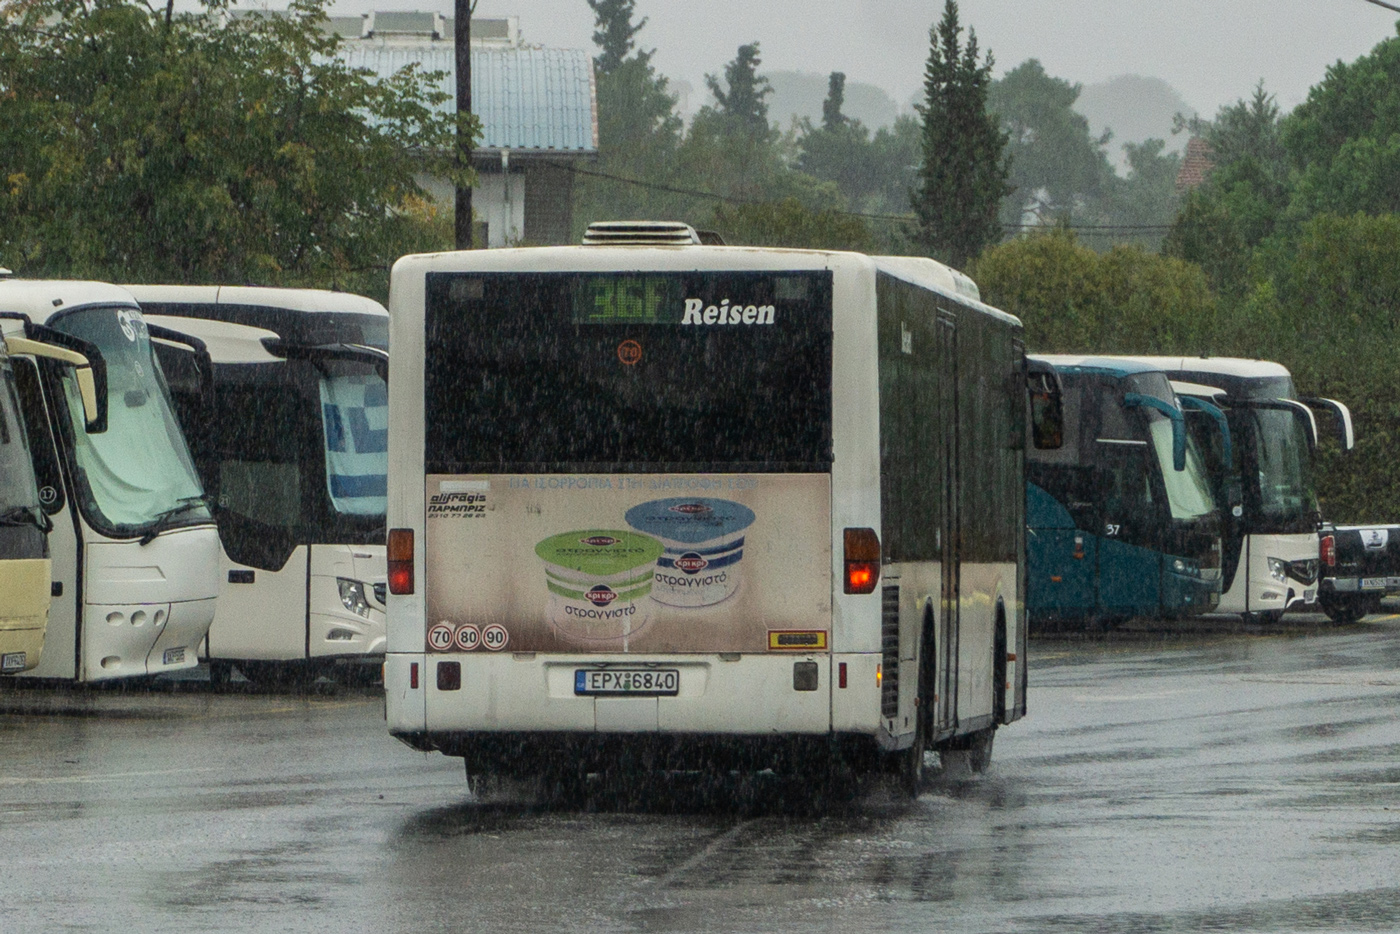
[427,623,454,652]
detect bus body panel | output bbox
[81,526,219,680]
[385,652,426,735]
[828,260,882,660]
[209,546,309,660]
[21,495,79,680]
[308,544,387,657]
[420,653,833,735]
[0,558,50,672]
[1220,531,1318,615]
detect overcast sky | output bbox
[322,0,1397,119]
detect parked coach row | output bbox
[0,274,388,682]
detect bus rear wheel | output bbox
[941,727,995,774]
[897,726,928,797]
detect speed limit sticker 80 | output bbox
[427,622,507,652]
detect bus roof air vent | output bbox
[582,221,702,246]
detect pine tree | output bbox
[587,0,647,74]
[822,72,847,131]
[704,43,773,140]
[911,1,1011,268]
[574,0,684,231]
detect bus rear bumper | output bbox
[389,728,883,777]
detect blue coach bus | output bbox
[1027,355,1226,629]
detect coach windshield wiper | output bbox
[138,495,209,546]
[0,505,52,534]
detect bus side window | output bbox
[11,357,66,516]
[1030,388,1063,450]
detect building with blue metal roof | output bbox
[333,14,598,247]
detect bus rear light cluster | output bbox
[843,527,881,594]
[1321,534,1336,568]
[388,528,414,595]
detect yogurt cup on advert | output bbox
[625,498,756,607]
[535,530,664,643]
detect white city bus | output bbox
[1122,357,1353,622]
[131,286,389,685]
[384,222,1045,795]
[0,280,219,681]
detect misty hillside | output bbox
[1075,74,1197,174]
[765,71,900,129]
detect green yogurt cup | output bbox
[535,530,664,644]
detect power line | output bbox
[1360,0,1400,13]
[546,159,1179,233]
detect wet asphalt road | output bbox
[3,614,1400,933]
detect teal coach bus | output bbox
[1026,356,1226,629]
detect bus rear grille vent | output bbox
[881,585,900,719]
[582,221,701,246]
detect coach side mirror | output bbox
[7,335,107,432]
[1027,360,1063,450]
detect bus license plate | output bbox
[1,652,25,672]
[162,647,185,666]
[1362,578,1388,591]
[574,669,679,696]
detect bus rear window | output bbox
[424,271,834,473]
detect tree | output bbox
[821,71,848,131]
[709,197,872,251]
[1164,84,1287,292]
[587,0,646,74]
[703,42,774,141]
[0,0,462,294]
[971,229,1217,355]
[572,0,684,230]
[796,73,873,204]
[1282,30,1400,218]
[987,59,1112,229]
[911,1,1011,268]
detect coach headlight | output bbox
[337,578,372,619]
[1267,557,1288,584]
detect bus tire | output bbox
[1319,593,1379,624]
[898,724,927,797]
[207,659,234,689]
[942,727,995,774]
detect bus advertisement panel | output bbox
[423,475,829,655]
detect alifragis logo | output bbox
[674,552,709,574]
[586,585,619,606]
[581,535,621,547]
[669,503,713,516]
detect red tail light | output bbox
[388,528,414,595]
[843,527,881,594]
[1321,534,1336,568]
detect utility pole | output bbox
[454,0,475,249]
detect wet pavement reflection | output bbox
[3,613,1399,932]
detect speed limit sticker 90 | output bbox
[427,623,454,651]
[481,624,509,651]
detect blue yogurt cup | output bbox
[625,498,757,607]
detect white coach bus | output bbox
[1124,357,1352,622]
[384,222,1049,795]
[130,286,389,685]
[0,279,219,681]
